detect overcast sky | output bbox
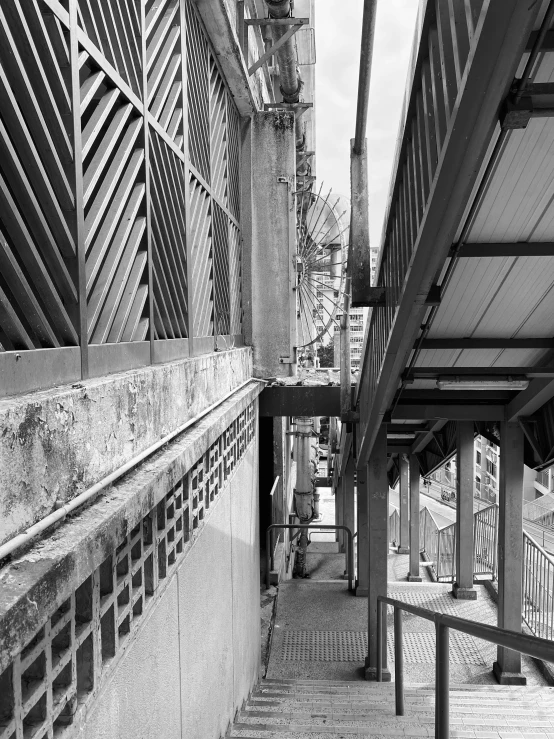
[314,0,419,249]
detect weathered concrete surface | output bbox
[194,0,269,114]
[249,112,296,378]
[1,398,260,739]
[0,348,252,547]
[0,382,261,670]
[81,578,182,739]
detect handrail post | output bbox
[377,598,383,682]
[394,607,404,716]
[348,528,354,591]
[435,620,449,739]
[266,525,272,589]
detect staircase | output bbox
[229,677,554,738]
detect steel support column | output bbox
[356,461,369,596]
[350,140,371,306]
[453,421,477,599]
[336,475,345,552]
[494,421,526,685]
[342,457,356,561]
[365,425,391,680]
[398,455,410,554]
[408,455,422,581]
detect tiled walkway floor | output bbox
[267,552,547,686]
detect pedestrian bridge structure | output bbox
[2,1,554,738]
[334,0,554,706]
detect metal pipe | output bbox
[0,378,265,563]
[265,0,305,149]
[394,608,404,716]
[353,0,378,154]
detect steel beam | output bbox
[356,0,543,469]
[506,378,554,420]
[406,366,554,378]
[391,405,505,421]
[259,386,340,417]
[452,242,554,258]
[410,419,448,454]
[417,339,554,350]
[400,390,514,402]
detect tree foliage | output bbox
[317,343,335,368]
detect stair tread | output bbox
[230,678,554,739]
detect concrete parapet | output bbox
[0,385,261,739]
[0,348,252,547]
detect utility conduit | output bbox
[0,378,266,563]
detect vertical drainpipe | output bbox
[294,416,315,577]
[265,0,307,171]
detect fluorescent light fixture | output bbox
[436,376,529,391]
[388,433,415,439]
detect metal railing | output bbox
[473,504,498,578]
[377,594,554,739]
[406,504,498,582]
[523,530,554,640]
[265,524,354,591]
[524,498,554,528]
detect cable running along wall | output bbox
[0,0,243,394]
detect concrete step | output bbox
[229,678,554,739]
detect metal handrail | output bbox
[523,529,554,640]
[265,524,355,591]
[377,594,554,738]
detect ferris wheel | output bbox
[295,185,350,352]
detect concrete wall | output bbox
[80,443,260,739]
[0,348,252,546]
[249,112,296,378]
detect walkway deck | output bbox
[267,550,547,686]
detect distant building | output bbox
[370,246,380,285]
[429,435,499,504]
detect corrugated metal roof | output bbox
[421,50,554,373]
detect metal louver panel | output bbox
[150,132,189,340]
[228,220,242,334]
[0,0,243,393]
[146,0,183,148]
[77,0,142,97]
[227,98,241,220]
[190,174,213,338]
[186,0,210,182]
[210,55,228,205]
[0,0,78,350]
[81,54,148,345]
[213,202,230,336]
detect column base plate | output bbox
[493,661,527,685]
[365,666,392,682]
[452,583,477,600]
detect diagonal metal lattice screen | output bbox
[0,0,243,394]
